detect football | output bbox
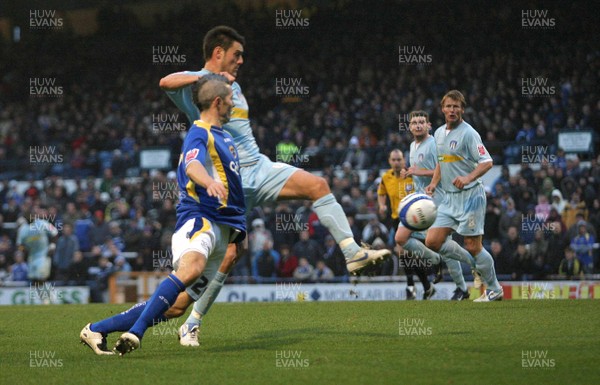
[398,193,437,231]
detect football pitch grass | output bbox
[1,300,599,385]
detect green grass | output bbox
[1,301,599,385]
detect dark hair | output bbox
[203,26,245,61]
[409,110,429,121]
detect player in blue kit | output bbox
[159,26,391,345]
[425,90,503,302]
[80,75,246,355]
[394,111,470,300]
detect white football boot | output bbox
[80,323,114,355]
[178,324,200,347]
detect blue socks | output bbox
[91,301,167,334]
[129,274,185,339]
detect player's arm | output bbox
[160,71,235,90]
[453,132,493,189]
[186,161,227,199]
[452,160,492,189]
[377,193,388,217]
[376,180,388,216]
[407,166,434,177]
[425,163,441,195]
[159,72,199,91]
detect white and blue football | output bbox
[398,193,437,231]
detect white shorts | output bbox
[171,218,236,301]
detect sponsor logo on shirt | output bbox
[185,148,199,163]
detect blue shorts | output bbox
[240,154,299,211]
[431,184,486,236]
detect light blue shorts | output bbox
[240,154,299,211]
[431,184,486,236]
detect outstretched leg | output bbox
[279,170,391,274]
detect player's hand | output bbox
[379,205,387,217]
[218,72,236,83]
[207,181,227,199]
[400,168,408,179]
[452,176,471,190]
[424,184,435,196]
[406,166,415,176]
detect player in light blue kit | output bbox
[80,75,247,355]
[160,26,391,345]
[17,207,59,283]
[395,110,470,300]
[425,90,503,302]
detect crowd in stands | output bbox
[0,1,598,300]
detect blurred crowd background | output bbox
[0,0,598,300]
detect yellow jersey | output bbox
[377,169,415,219]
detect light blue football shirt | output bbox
[433,120,492,193]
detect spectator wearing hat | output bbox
[550,189,566,214]
[248,218,273,256]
